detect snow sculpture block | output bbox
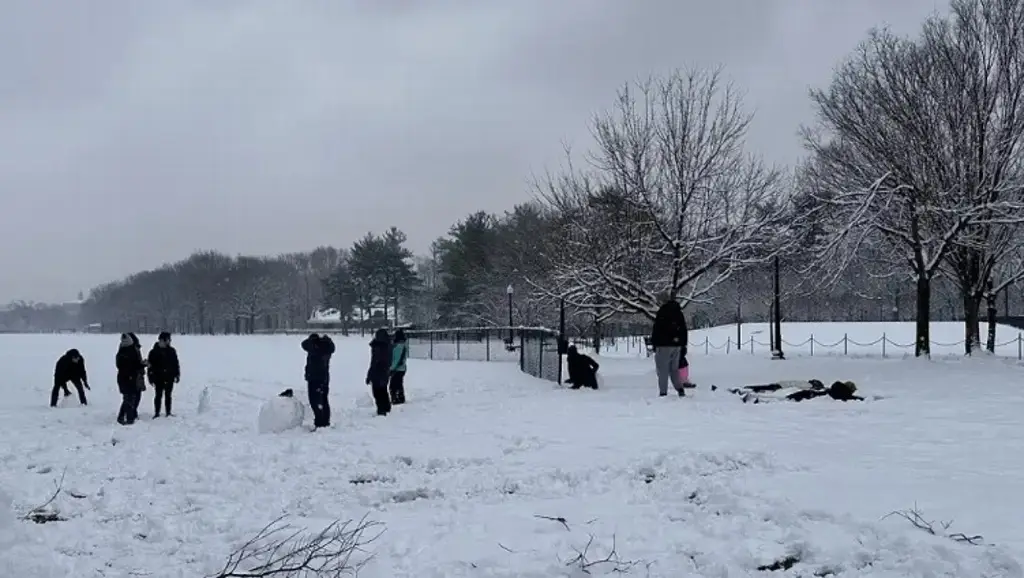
[257,396,306,434]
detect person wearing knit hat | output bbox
[115,333,146,424]
[147,332,181,417]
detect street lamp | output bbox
[506,284,515,344]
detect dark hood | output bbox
[370,328,390,346]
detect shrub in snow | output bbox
[257,395,306,434]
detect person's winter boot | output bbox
[659,392,668,397]
[677,388,686,397]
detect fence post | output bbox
[456,331,461,361]
[810,334,814,356]
[538,334,544,378]
[727,338,731,354]
[429,331,434,360]
[704,336,709,355]
[844,333,848,356]
[519,329,526,372]
[750,337,754,354]
[1019,332,1022,360]
[485,329,491,362]
[882,332,887,358]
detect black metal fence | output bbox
[403,327,563,383]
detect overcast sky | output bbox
[0,0,946,304]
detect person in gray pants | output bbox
[649,299,689,397]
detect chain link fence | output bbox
[403,327,563,383]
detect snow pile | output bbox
[0,487,17,549]
[196,385,212,415]
[56,393,84,408]
[257,395,306,433]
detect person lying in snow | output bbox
[51,349,89,407]
[717,380,864,404]
[147,332,180,418]
[564,345,599,390]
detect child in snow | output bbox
[565,345,599,390]
[389,329,408,405]
[301,333,335,429]
[366,329,392,416]
[147,332,181,417]
[51,349,90,407]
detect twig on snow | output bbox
[534,514,570,531]
[210,514,384,577]
[22,467,68,523]
[882,504,985,545]
[563,534,643,574]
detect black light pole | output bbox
[772,255,785,360]
[506,284,514,343]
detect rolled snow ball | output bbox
[257,396,306,434]
[595,374,606,389]
[57,394,84,408]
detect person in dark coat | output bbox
[366,329,392,416]
[302,333,335,429]
[564,345,600,390]
[147,332,181,418]
[51,349,90,407]
[116,333,146,425]
[127,332,147,413]
[650,299,689,397]
[389,329,409,405]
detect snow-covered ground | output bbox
[598,321,1024,359]
[1,329,1022,577]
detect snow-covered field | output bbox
[1,328,1022,577]
[598,321,1024,359]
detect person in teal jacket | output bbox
[389,329,408,405]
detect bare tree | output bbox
[923,0,1024,353]
[804,27,994,357]
[537,67,793,319]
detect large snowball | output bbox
[56,393,84,408]
[257,396,306,434]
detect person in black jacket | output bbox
[51,349,90,407]
[302,333,336,429]
[147,332,181,418]
[564,345,599,390]
[116,333,146,424]
[366,328,392,416]
[650,299,689,397]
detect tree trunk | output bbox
[915,275,931,357]
[986,291,997,353]
[592,319,603,354]
[962,292,981,355]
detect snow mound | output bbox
[56,394,84,408]
[196,386,211,415]
[257,396,306,434]
[0,487,17,549]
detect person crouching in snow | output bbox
[147,332,180,417]
[389,329,408,405]
[51,349,90,407]
[116,333,146,425]
[301,333,335,429]
[564,345,600,390]
[366,329,392,416]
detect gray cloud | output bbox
[0,0,945,303]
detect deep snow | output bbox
[0,327,1022,577]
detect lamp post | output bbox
[506,284,514,343]
[772,255,785,360]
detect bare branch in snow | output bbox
[883,505,986,546]
[211,515,384,578]
[21,467,68,524]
